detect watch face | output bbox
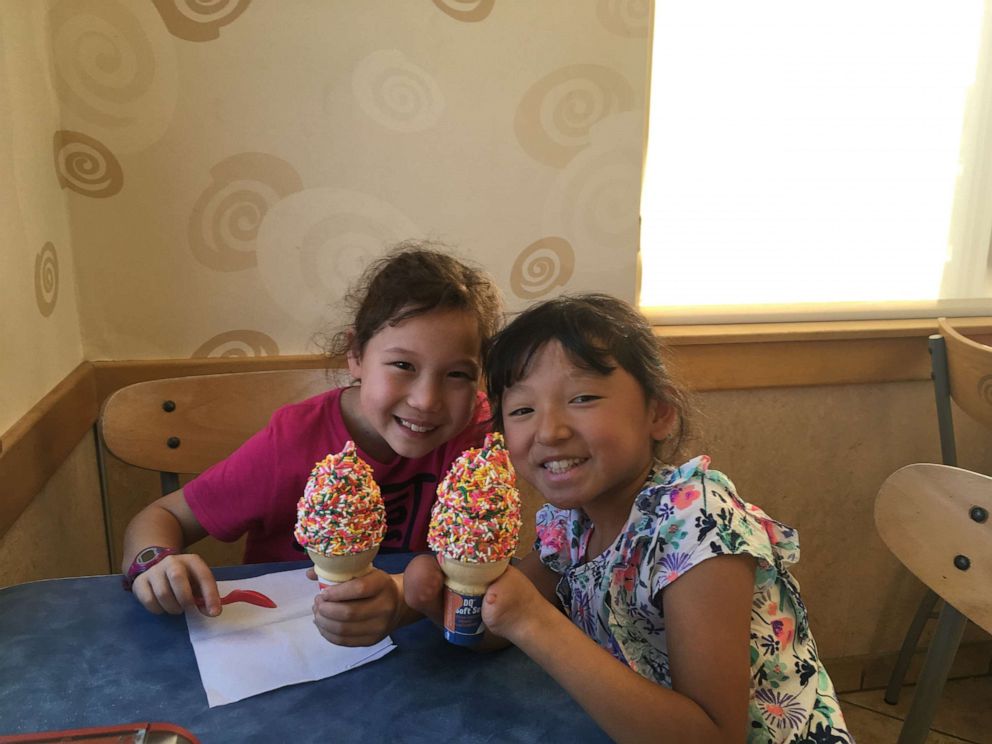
[123,546,176,590]
[137,547,162,566]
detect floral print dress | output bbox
[535,456,853,744]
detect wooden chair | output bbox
[875,463,992,744]
[885,318,992,709]
[99,368,351,494]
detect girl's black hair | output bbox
[484,293,689,457]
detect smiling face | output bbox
[345,308,482,462]
[501,341,674,528]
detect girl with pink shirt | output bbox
[121,242,502,648]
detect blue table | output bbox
[0,554,608,743]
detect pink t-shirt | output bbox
[184,387,491,564]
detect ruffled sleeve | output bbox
[627,456,810,641]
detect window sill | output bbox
[652,317,992,391]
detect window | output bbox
[640,2,992,323]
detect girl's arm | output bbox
[483,554,756,744]
[121,488,220,616]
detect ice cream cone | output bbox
[438,556,510,646]
[308,546,379,588]
[440,556,510,594]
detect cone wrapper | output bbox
[438,556,510,646]
[307,546,379,588]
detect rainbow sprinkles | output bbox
[428,432,522,563]
[294,441,387,556]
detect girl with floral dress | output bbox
[407,293,852,743]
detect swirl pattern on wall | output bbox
[547,144,641,248]
[432,0,495,22]
[542,113,641,266]
[152,0,252,41]
[35,243,60,318]
[192,329,279,358]
[597,0,650,37]
[510,237,575,299]
[48,0,157,129]
[256,188,422,328]
[352,50,445,132]
[515,64,635,168]
[54,130,124,197]
[978,374,992,406]
[188,152,304,272]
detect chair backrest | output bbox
[100,368,351,476]
[938,317,992,429]
[875,463,992,635]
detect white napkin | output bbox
[185,567,394,707]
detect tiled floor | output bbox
[841,675,992,743]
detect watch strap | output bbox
[122,546,178,591]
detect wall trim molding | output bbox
[668,335,931,390]
[1,362,100,539]
[6,319,989,539]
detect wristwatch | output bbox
[122,546,178,590]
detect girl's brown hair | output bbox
[325,240,503,360]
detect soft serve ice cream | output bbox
[428,432,522,645]
[295,441,386,585]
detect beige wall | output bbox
[692,381,992,659]
[1,3,85,435]
[38,0,648,362]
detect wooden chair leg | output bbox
[885,589,940,705]
[897,603,967,744]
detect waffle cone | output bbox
[439,556,510,595]
[307,546,379,584]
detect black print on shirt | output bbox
[381,473,438,551]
